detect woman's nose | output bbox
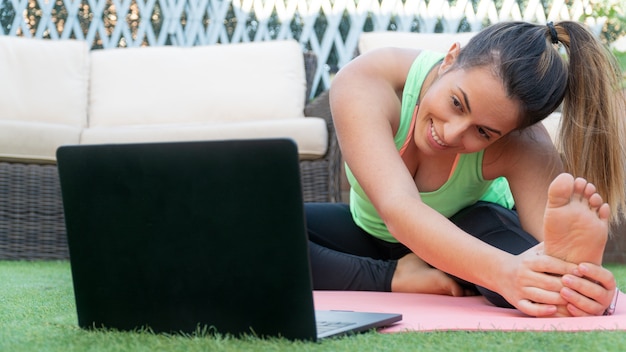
[443,120,470,144]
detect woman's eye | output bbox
[477,127,490,140]
[452,96,462,110]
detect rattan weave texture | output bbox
[0,163,68,259]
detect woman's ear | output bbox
[438,42,462,74]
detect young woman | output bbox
[307,21,625,317]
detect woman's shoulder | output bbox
[343,48,427,77]
[482,122,562,179]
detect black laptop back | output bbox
[57,139,318,340]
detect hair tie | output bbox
[547,22,558,44]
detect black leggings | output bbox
[306,201,539,308]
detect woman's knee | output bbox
[450,201,539,255]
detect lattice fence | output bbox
[0,0,601,96]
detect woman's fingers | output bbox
[560,262,618,316]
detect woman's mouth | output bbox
[430,121,448,147]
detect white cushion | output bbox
[0,36,88,162]
[0,36,89,127]
[0,121,81,162]
[89,40,307,127]
[358,31,477,54]
[81,117,328,160]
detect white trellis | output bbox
[0,0,599,96]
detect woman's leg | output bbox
[306,203,468,295]
[306,202,410,258]
[449,201,539,308]
[308,241,398,291]
[305,202,410,291]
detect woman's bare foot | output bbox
[390,253,471,296]
[544,173,610,264]
[543,173,610,316]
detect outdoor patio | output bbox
[1,1,626,349]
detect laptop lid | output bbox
[57,139,400,341]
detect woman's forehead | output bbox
[444,67,521,131]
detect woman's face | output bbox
[414,64,521,156]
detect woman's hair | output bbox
[452,21,626,222]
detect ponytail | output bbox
[554,21,626,222]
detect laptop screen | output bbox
[58,139,318,340]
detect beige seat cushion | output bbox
[81,118,328,160]
[89,40,307,127]
[0,36,89,162]
[358,31,477,54]
[0,121,82,162]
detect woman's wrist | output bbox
[603,287,619,316]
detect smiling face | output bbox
[413,50,522,156]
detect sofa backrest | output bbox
[358,31,477,54]
[88,40,308,127]
[0,36,89,162]
[0,36,89,127]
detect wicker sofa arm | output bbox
[0,161,67,260]
[303,90,342,203]
[301,52,342,203]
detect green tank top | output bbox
[345,51,515,243]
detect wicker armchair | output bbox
[0,52,341,260]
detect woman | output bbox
[307,21,624,317]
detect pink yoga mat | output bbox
[313,290,625,332]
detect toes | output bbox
[588,193,604,210]
[449,283,466,297]
[430,270,466,297]
[549,174,608,215]
[583,181,597,199]
[579,180,607,215]
[573,177,588,200]
[598,203,610,222]
[547,173,575,208]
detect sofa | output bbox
[357,31,624,263]
[0,36,341,259]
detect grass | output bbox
[1,261,625,352]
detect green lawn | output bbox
[1,261,625,352]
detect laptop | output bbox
[56,139,401,341]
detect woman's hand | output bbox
[560,262,618,316]
[499,245,618,317]
[500,244,578,317]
